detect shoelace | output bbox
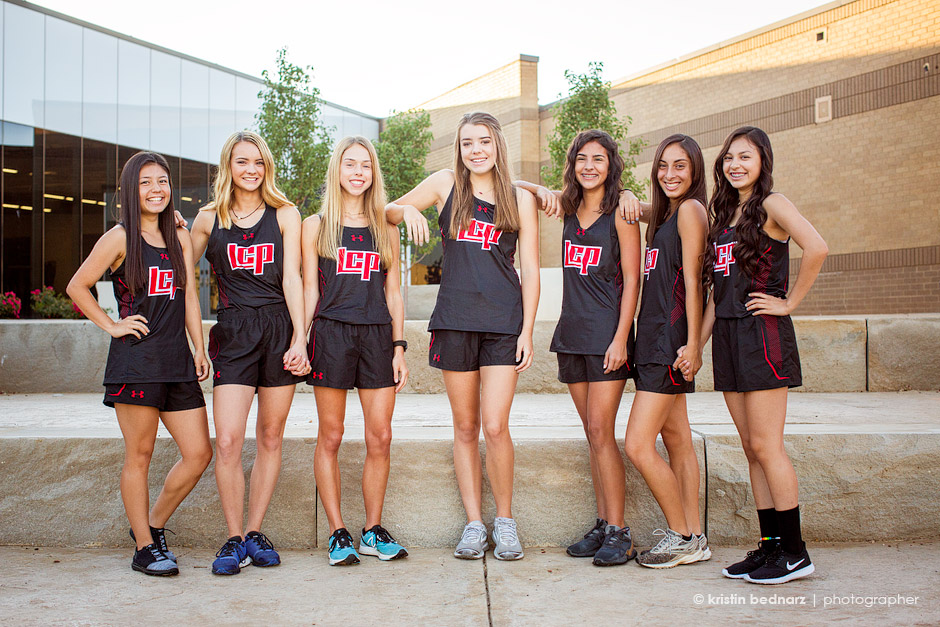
[331,530,354,550]
[495,520,519,546]
[603,526,632,547]
[145,544,169,561]
[461,524,486,545]
[215,539,241,558]
[153,527,175,554]
[584,519,607,540]
[248,531,275,551]
[370,525,395,544]
[649,529,681,554]
[763,546,785,566]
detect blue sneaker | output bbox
[359,524,408,561]
[244,531,281,567]
[130,526,176,562]
[132,543,178,576]
[212,536,250,575]
[328,528,360,566]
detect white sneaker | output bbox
[636,529,703,569]
[492,517,524,561]
[454,521,488,559]
[697,533,712,561]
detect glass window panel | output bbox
[3,4,44,128]
[82,29,118,144]
[1,122,36,302]
[41,130,82,294]
[150,51,181,157]
[361,117,380,142]
[208,69,235,154]
[0,6,6,120]
[81,138,117,260]
[44,17,82,136]
[180,60,209,163]
[117,40,150,150]
[343,111,362,138]
[321,104,343,143]
[235,77,261,132]
[180,158,212,314]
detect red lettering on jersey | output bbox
[227,243,275,275]
[337,247,381,280]
[645,248,659,279]
[456,219,502,250]
[147,266,176,299]
[564,240,602,275]
[714,241,737,276]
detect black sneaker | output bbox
[132,543,179,576]
[566,518,608,558]
[745,544,814,584]
[130,526,176,562]
[592,526,637,566]
[722,539,779,579]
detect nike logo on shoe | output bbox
[787,559,806,570]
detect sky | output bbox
[31,0,833,118]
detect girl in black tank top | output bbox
[189,131,308,572]
[691,127,828,583]
[301,137,409,562]
[517,129,641,565]
[67,152,211,575]
[385,112,540,560]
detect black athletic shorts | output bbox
[712,315,802,392]
[556,352,632,384]
[428,329,519,371]
[103,380,205,412]
[635,363,694,394]
[307,318,395,389]
[208,303,305,388]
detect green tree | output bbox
[256,47,333,216]
[375,109,438,274]
[543,62,646,197]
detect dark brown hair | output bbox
[647,134,706,245]
[703,126,774,287]
[118,152,186,293]
[560,129,624,216]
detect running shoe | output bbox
[454,521,488,560]
[360,524,408,561]
[696,533,712,561]
[129,526,176,562]
[592,525,637,566]
[637,529,703,568]
[492,517,524,561]
[211,536,250,575]
[244,530,281,567]
[744,544,814,584]
[722,538,779,579]
[328,528,361,566]
[566,518,608,558]
[132,543,179,576]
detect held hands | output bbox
[109,314,149,339]
[194,352,211,381]
[393,348,409,393]
[515,334,534,373]
[618,190,642,224]
[674,345,703,382]
[283,341,311,376]
[535,186,561,219]
[603,337,629,374]
[403,205,430,247]
[746,292,791,317]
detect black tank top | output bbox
[428,188,523,334]
[636,211,689,365]
[205,206,284,310]
[712,225,790,319]
[104,239,195,384]
[316,225,391,325]
[550,212,624,355]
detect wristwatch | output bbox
[393,340,408,352]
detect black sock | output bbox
[682,533,693,542]
[776,506,804,554]
[757,508,780,544]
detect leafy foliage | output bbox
[256,48,334,217]
[543,62,646,197]
[30,287,83,319]
[0,291,21,318]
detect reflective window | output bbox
[208,69,235,154]
[117,40,150,150]
[42,131,82,294]
[150,51,181,156]
[44,17,82,136]
[3,4,44,128]
[82,29,118,144]
[180,60,209,163]
[81,138,117,259]
[321,104,344,142]
[235,77,261,132]
[1,123,36,301]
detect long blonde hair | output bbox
[316,136,394,269]
[203,131,292,229]
[451,112,519,234]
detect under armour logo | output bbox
[147,266,176,299]
[228,243,275,275]
[351,234,364,242]
[477,204,489,214]
[337,247,381,280]
[311,371,324,380]
[456,219,502,250]
[130,390,144,398]
[644,248,659,279]
[564,240,602,275]
[714,242,737,276]
[159,253,169,260]
[242,233,255,241]
[576,228,585,236]
[214,372,221,379]
[432,354,441,362]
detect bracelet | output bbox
[392,340,408,352]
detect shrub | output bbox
[0,291,22,318]
[30,286,84,319]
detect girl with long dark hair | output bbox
[387,112,540,561]
[67,152,212,576]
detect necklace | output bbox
[232,199,264,222]
[474,187,494,197]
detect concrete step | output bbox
[1,392,937,550]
